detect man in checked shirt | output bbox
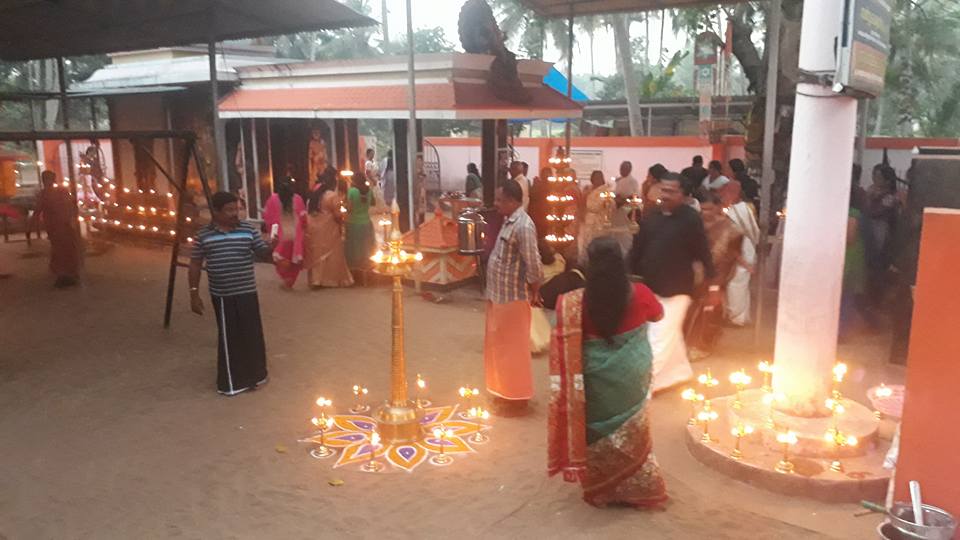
[484,178,544,417]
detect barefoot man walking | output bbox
[189,192,277,396]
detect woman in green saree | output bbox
[548,236,668,508]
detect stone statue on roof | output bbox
[457,0,531,105]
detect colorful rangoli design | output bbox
[301,405,490,473]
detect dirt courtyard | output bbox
[0,239,895,539]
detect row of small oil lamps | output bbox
[544,155,575,246]
[683,361,888,475]
[307,377,491,470]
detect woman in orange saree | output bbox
[33,171,82,287]
[548,236,668,508]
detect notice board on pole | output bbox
[835,0,893,98]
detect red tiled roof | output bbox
[219,82,581,116]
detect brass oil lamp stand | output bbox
[370,209,424,444]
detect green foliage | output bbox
[592,50,692,100]
[872,0,960,136]
[272,0,377,61]
[382,27,457,55]
[490,0,579,62]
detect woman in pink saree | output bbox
[262,183,306,289]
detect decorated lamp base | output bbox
[310,445,336,459]
[774,459,795,474]
[429,454,453,466]
[301,405,488,473]
[377,402,423,445]
[361,460,385,473]
[468,431,490,445]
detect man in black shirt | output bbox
[629,173,720,391]
[680,155,708,194]
[729,158,760,209]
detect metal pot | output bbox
[881,502,957,540]
[457,209,486,256]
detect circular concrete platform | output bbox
[727,389,880,458]
[685,394,892,503]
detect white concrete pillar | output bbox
[772,0,858,416]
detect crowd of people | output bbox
[8,143,887,508]
[480,154,765,507]
[482,154,762,404]
[258,148,399,291]
[20,146,901,510]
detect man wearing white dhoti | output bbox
[629,173,720,392]
[724,196,760,326]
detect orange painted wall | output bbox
[894,208,960,525]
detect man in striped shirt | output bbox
[189,192,276,396]
[484,179,544,417]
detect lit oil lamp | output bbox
[728,369,752,410]
[824,429,858,473]
[415,373,431,408]
[360,431,385,473]
[309,415,336,459]
[775,430,799,474]
[873,383,893,420]
[697,402,719,443]
[697,369,720,398]
[458,386,480,419]
[429,426,455,466]
[825,396,846,435]
[730,422,755,460]
[762,391,784,429]
[350,385,370,414]
[468,407,490,444]
[377,217,393,246]
[831,362,848,401]
[681,388,705,426]
[758,361,775,393]
[315,396,333,410]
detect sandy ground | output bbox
[0,239,900,539]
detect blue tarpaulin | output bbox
[509,67,588,124]
[543,67,589,102]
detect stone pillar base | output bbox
[686,394,891,503]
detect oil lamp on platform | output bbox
[775,430,799,474]
[729,422,755,460]
[681,388,705,426]
[728,369,752,410]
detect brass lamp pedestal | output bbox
[371,212,424,445]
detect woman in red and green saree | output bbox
[548,236,668,508]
